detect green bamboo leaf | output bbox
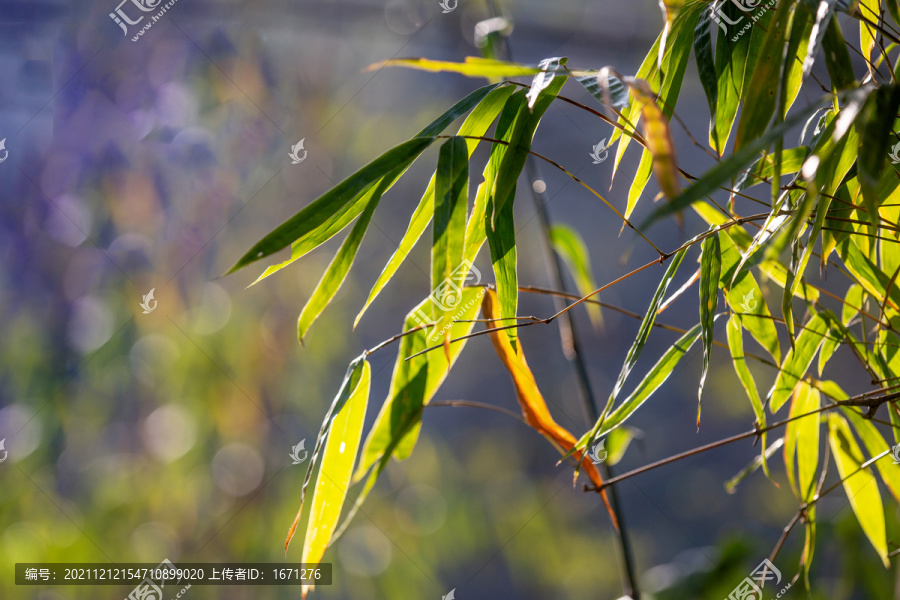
[432,137,469,346]
[842,403,900,504]
[693,7,717,128]
[233,83,503,279]
[549,223,603,328]
[354,84,514,327]
[827,413,890,567]
[623,3,701,214]
[229,137,434,276]
[725,438,784,494]
[719,230,781,362]
[859,0,879,68]
[297,181,385,342]
[782,1,812,117]
[712,1,751,154]
[734,0,795,150]
[802,0,838,78]
[822,16,855,90]
[354,287,484,481]
[298,360,370,576]
[368,56,545,78]
[604,426,638,466]
[590,322,703,440]
[491,58,567,222]
[857,84,900,227]
[487,186,518,347]
[838,237,900,310]
[768,311,830,413]
[641,101,822,227]
[698,232,721,426]
[784,380,820,501]
[285,356,367,552]
[727,314,769,477]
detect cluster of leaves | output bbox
[227,0,900,593]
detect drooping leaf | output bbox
[355,288,484,481]
[768,311,831,413]
[783,380,820,501]
[354,84,514,326]
[822,16,855,90]
[286,357,367,553]
[432,136,469,353]
[842,404,900,504]
[630,79,681,201]
[693,7,717,133]
[576,69,629,111]
[298,360,370,598]
[857,84,900,227]
[367,56,546,78]
[827,413,890,567]
[712,0,752,154]
[296,182,385,342]
[735,0,795,150]
[697,231,721,426]
[858,0,880,75]
[727,314,769,477]
[481,288,618,527]
[549,223,603,328]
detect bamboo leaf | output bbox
[630,80,681,201]
[576,69,629,111]
[727,314,769,477]
[297,181,385,342]
[734,0,795,150]
[481,288,617,526]
[285,357,368,553]
[768,311,830,413]
[233,83,503,279]
[698,232,721,426]
[368,56,545,78]
[827,413,889,567]
[725,438,784,493]
[549,224,603,328]
[784,380,820,501]
[354,84,514,326]
[354,288,484,481]
[693,7,717,128]
[712,1,751,154]
[432,137,469,353]
[842,404,900,504]
[298,360,370,597]
[857,84,900,227]
[822,16,855,90]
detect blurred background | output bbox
[0,0,895,598]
